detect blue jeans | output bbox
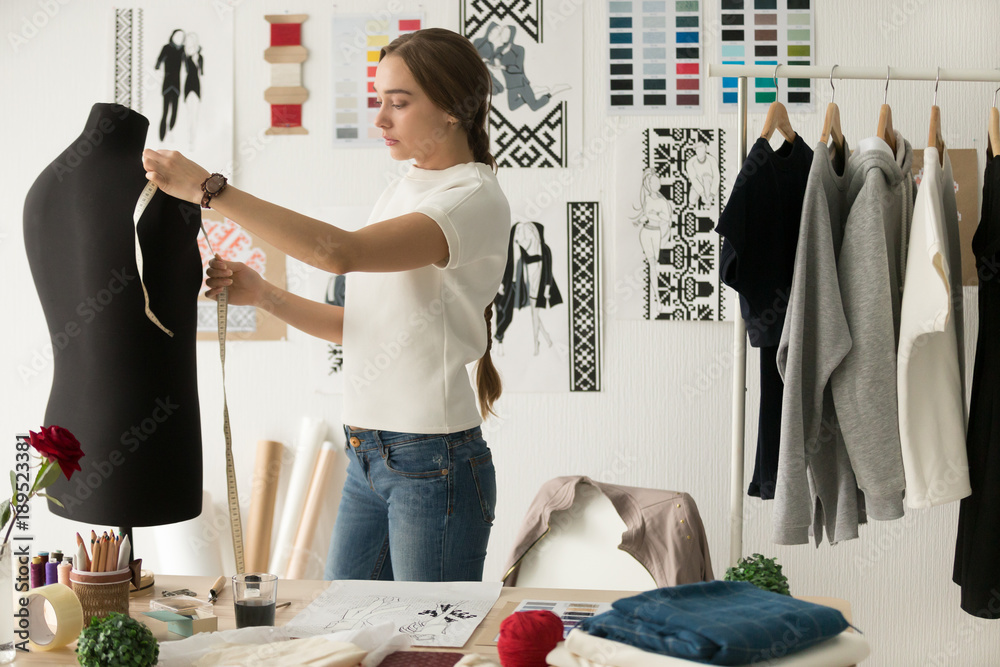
[324,426,496,581]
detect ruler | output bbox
[199,221,247,575]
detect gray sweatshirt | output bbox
[775,140,861,545]
[776,134,915,545]
[832,133,913,521]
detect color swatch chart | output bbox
[717,0,815,111]
[607,0,703,114]
[331,14,422,146]
[494,600,614,640]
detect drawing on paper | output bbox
[287,580,500,648]
[568,202,601,392]
[494,222,563,357]
[460,0,581,168]
[325,274,346,375]
[615,128,729,321]
[114,3,232,172]
[331,13,423,145]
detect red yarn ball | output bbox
[497,610,565,667]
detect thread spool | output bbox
[30,557,44,589]
[52,551,63,562]
[45,561,58,586]
[57,560,71,587]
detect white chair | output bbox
[511,482,657,591]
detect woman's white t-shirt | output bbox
[342,161,510,434]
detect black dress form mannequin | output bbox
[23,103,203,526]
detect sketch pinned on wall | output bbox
[114,3,232,168]
[195,210,287,341]
[568,202,602,392]
[615,128,730,321]
[490,201,602,392]
[460,0,582,167]
[495,221,563,357]
[331,12,423,145]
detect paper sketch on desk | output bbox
[287,580,501,648]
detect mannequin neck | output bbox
[81,103,148,152]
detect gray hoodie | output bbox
[775,133,915,544]
[775,140,862,545]
[831,133,914,521]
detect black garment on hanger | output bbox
[716,136,813,499]
[953,144,1000,619]
[23,103,203,526]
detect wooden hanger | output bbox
[761,65,796,143]
[990,83,1000,158]
[928,68,945,165]
[877,66,897,153]
[820,65,844,149]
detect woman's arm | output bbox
[257,284,345,344]
[206,256,345,343]
[142,150,448,274]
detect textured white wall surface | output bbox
[3,1,1000,664]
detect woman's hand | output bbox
[141,149,210,206]
[205,255,265,307]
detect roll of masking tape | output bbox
[26,583,84,651]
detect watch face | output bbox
[207,174,226,194]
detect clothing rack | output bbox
[707,63,1000,568]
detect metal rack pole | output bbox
[728,76,749,569]
[709,64,1000,83]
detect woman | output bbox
[142,28,510,582]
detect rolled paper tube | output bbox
[244,440,284,573]
[45,561,58,586]
[286,440,338,579]
[269,417,326,576]
[30,559,44,589]
[26,584,84,651]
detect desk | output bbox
[17,576,852,664]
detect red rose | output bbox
[28,426,85,481]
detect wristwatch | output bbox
[200,173,228,209]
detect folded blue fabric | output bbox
[578,581,850,665]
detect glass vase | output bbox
[0,545,14,664]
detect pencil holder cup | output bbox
[70,568,131,627]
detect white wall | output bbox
[2,0,999,664]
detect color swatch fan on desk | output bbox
[718,0,815,111]
[607,0,703,114]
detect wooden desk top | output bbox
[18,575,852,664]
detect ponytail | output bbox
[465,81,497,172]
[476,304,502,418]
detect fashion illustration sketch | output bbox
[494,222,563,355]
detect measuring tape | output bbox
[133,181,246,574]
[132,182,174,337]
[198,218,247,576]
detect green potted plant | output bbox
[76,612,159,667]
[724,553,791,596]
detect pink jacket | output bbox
[502,476,714,587]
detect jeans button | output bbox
[350,437,361,448]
